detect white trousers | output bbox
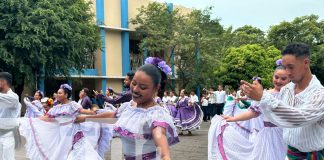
[0,131,15,160]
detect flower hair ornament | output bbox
[41,97,54,106]
[60,84,72,91]
[144,57,172,75]
[276,59,283,66]
[47,98,54,106]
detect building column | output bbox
[96,0,107,91]
[121,0,130,76]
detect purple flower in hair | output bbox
[144,57,155,64]
[60,84,72,91]
[276,59,283,66]
[144,57,172,75]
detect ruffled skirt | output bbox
[175,103,203,131]
[208,116,287,160]
[19,118,105,160]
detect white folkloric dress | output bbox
[114,101,179,159]
[208,92,287,160]
[20,101,109,160]
[222,98,259,139]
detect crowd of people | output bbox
[0,42,323,160]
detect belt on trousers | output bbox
[287,145,324,160]
[263,122,277,127]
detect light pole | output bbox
[195,33,201,98]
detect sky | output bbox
[155,0,324,31]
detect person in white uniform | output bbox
[0,72,21,160]
[215,85,226,115]
[169,91,178,104]
[190,91,199,104]
[162,91,170,104]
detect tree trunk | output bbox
[13,74,25,102]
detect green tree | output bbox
[174,8,224,90]
[231,25,266,47]
[131,4,225,91]
[311,44,324,81]
[0,0,100,97]
[268,14,324,83]
[198,25,267,88]
[130,2,181,56]
[268,15,324,49]
[215,44,281,89]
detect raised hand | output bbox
[93,90,99,96]
[240,80,264,101]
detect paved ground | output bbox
[169,122,209,160]
[15,122,210,160]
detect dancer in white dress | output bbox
[222,90,254,139]
[208,61,289,160]
[20,84,105,160]
[76,57,179,160]
[23,90,46,118]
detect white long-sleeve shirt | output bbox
[259,75,324,152]
[208,92,217,104]
[0,89,21,132]
[169,96,177,104]
[190,95,199,103]
[215,90,226,104]
[162,96,170,103]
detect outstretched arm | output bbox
[241,80,324,128]
[24,98,44,117]
[259,90,324,128]
[223,110,258,122]
[75,111,116,123]
[79,108,96,115]
[113,90,123,96]
[152,127,170,160]
[97,93,130,105]
[38,115,54,122]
